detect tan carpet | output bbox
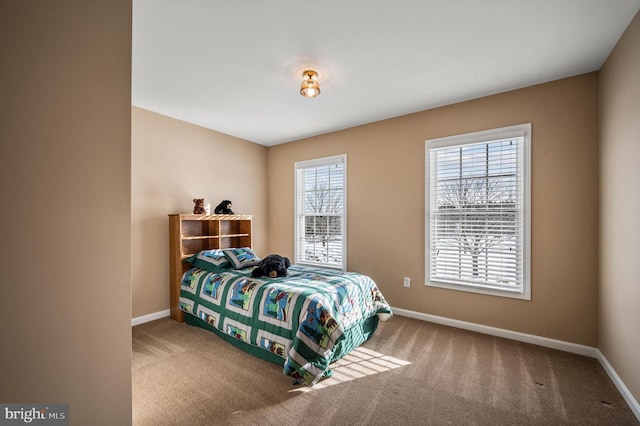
[132,316,638,425]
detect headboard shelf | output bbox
[169,213,253,322]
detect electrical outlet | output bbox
[403,277,411,288]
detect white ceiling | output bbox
[132,1,640,146]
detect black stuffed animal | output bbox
[214,200,234,214]
[251,254,291,278]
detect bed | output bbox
[178,249,392,385]
[168,214,392,385]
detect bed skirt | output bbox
[184,313,381,373]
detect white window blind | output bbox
[426,124,531,299]
[295,155,346,270]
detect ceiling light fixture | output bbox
[300,70,320,98]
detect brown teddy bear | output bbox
[193,198,206,214]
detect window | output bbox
[425,124,531,299]
[295,155,347,270]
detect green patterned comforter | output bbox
[179,265,392,385]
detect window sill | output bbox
[426,279,531,300]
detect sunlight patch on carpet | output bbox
[293,346,411,392]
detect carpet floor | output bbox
[132,315,638,425]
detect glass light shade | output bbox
[300,81,320,97]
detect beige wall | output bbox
[0,1,133,425]
[599,11,640,404]
[131,107,268,317]
[268,73,600,346]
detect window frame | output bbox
[425,124,531,300]
[294,154,347,271]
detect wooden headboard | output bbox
[168,214,253,322]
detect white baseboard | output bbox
[392,307,639,422]
[131,309,170,326]
[595,349,640,421]
[392,307,598,357]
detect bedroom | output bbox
[1,1,639,425]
